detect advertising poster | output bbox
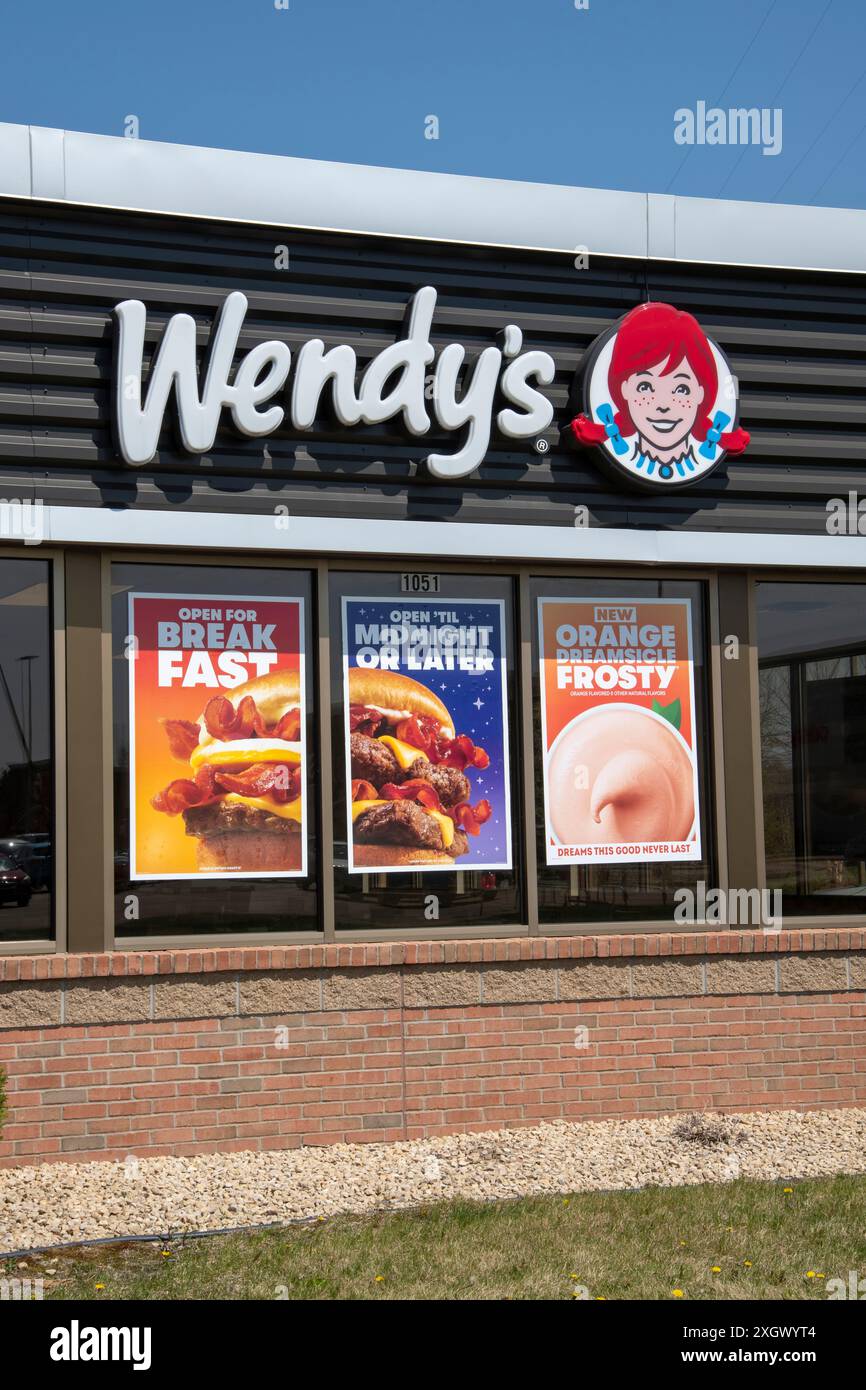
[342,597,512,873]
[538,597,701,865]
[129,593,306,880]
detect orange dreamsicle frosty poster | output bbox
[129,593,305,880]
[538,597,701,865]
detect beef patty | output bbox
[183,800,300,838]
[350,731,400,784]
[409,758,471,808]
[350,732,470,807]
[353,799,469,857]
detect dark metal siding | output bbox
[2,197,865,535]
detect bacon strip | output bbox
[351,779,379,801]
[193,765,218,797]
[164,698,301,751]
[349,705,385,736]
[379,779,443,813]
[161,718,201,762]
[151,777,214,816]
[273,707,301,741]
[203,694,267,741]
[452,799,492,837]
[152,762,301,814]
[394,715,489,770]
[213,763,301,804]
[393,715,436,760]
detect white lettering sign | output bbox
[113,287,555,478]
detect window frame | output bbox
[86,547,733,950]
[753,568,866,925]
[0,546,66,955]
[2,545,744,950]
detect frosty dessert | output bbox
[547,704,694,846]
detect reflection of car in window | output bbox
[0,854,32,908]
[0,837,50,891]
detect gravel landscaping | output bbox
[2,1106,866,1254]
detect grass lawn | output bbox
[10,1173,866,1301]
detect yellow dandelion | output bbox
[711,1266,721,1274]
[816,1274,825,1279]
[569,1273,580,1280]
[806,1270,816,1278]
[743,1260,752,1268]
[95,1283,105,1291]
[679,1240,687,1247]
[374,1275,385,1283]
[783,1186,793,1194]
[672,1289,685,1298]
[596,1295,606,1301]
[563,1198,570,1206]
[160,1250,172,1259]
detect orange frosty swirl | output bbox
[547,705,694,845]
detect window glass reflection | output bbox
[758,582,866,912]
[0,559,53,941]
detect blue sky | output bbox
[1,0,865,208]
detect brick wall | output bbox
[1,932,865,1166]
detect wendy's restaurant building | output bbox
[0,123,865,1167]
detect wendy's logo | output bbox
[569,301,749,491]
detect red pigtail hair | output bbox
[570,413,629,447]
[717,425,750,455]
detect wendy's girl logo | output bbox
[569,302,749,490]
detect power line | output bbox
[771,68,866,202]
[717,0,835,198]
[664,0,780,194]
[809,109,866,204]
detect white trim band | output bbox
[16,505,866,569]
[2,123,865,275]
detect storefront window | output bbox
[758,581,866,914]
[531,577,716,924]
[0,558,54,942]
[330,571,521,930]
[112,563,316,937]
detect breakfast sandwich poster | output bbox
[538,598,701,866]
[128,594,306,880]
[341,598,512,873]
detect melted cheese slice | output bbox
[223,793,302,822]
[376,735,423,771]
[425,809,455,849]
[191,739,303,772]
[350,798,454,848]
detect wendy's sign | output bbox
[111,289,748,494]
[569,302,749,491]
[112,287,555,480]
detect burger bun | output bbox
[348,667,454,738]
[351,843,457,869]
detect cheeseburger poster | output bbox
[128,594,306,880]
[538,598,701,866]
[342,598,512,873]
